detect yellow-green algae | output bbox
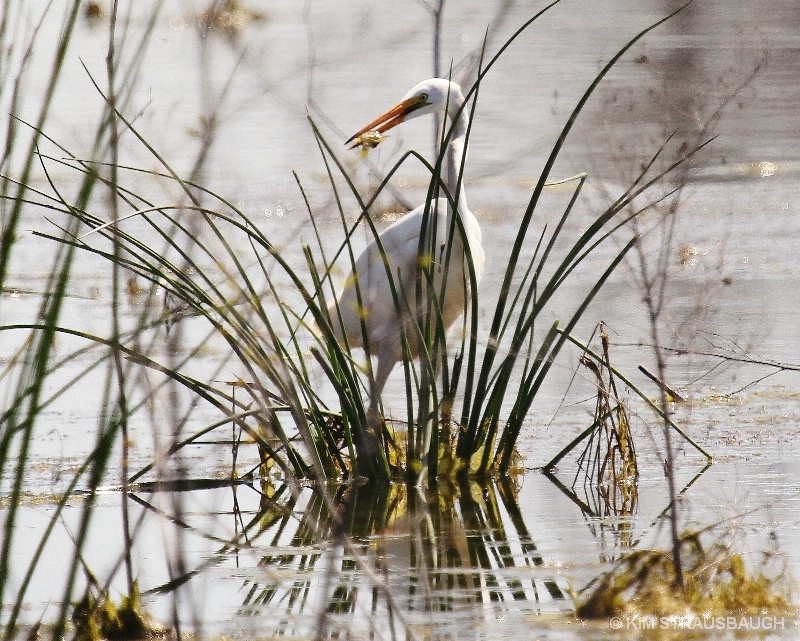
[577,531,793,620]
[72,582,171,641]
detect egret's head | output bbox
[397,78,464,121]
[346,78,464,149]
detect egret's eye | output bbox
[418,93,429,104]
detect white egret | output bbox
[330,78,485,415]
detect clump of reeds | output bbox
[577,529,793,620]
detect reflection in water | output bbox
[544,458,711,568]
[121,446,715,638]
[131,478,571,638]
[242,480,568,638]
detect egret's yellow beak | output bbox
[346,96,424,149]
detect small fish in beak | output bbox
[346,94,428,156]
[351,130,387,157]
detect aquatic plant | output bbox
[72,582,169,641]
[576,529,793,620]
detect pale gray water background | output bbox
[2,0,800,638]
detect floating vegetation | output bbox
[72,583,170,641]
[83,1,104,22]
[577,530,793,620]
[200,0,265,39]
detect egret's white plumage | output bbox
[331,79,485,405]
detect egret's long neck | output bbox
[444,100,469,216]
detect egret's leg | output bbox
[361,342,399,463]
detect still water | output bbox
[2,0,800,638]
